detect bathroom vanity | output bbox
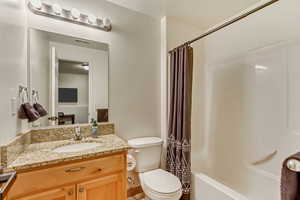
[0,171,16,200]
[0,124,130,200]
[7,152,127,200]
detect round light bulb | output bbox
[83,65,89,71]
[102,18,111,27]
[71,8,80,19]
[52,4,62,15]
[30,0,42,10]
[88,14,97,24]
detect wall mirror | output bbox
[29,28,109,128]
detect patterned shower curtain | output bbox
[167,44,193,200]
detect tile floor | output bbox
[128,192,145,200]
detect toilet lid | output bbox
[128,137,163,148]
[142,169,182,194]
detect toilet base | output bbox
[138,170,182,200]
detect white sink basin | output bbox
[52,142,104,153]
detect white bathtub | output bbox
[191,173,248,200]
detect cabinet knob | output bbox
[79,188,84,193]
[68,190,74,196]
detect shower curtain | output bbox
[167,44,193,200]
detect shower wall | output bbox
[192,0,300,199]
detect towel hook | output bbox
[19,85,29,104]
[32,90,39,103]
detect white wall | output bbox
[58,73,89,124]
[0,0,28,145]
[27,0,161,139]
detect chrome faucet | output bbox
[74,126,83,141]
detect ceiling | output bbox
[106,0,261,29]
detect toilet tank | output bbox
[128,137,163,173]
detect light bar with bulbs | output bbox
[28,0,112,32]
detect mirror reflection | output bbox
[29,28,109,127]
[58,60,89,125]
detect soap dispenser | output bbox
[90,118,98,138]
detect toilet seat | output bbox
[139,169,182,200]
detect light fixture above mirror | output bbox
[82,63,90,71]
[71,8,80,20]
[88,14,97,25]
[52,4,62,15]
[28,0,112,32]
[29,0,42,10]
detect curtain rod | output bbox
[169,0,279,53]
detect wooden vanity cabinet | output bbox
[77,173,124,200]
[16,185,76,200]
[7,152,127,200]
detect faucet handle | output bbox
[74,126,82,140]
[75,126,81,135]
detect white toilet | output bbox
[128,137,182,200]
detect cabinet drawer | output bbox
[9,153,125,199]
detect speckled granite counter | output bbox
[5,135,130,172]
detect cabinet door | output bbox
[77,173,126,200]
[16,185,76,200]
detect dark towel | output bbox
[281,152,300,200]
[18,104,28,119]
[23,103,40,122]
[33,103,48,117]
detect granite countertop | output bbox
[5,135,131,172]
